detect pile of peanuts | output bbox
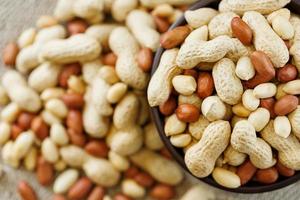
[0,0,203,199]
[148,0,300,189]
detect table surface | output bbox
[0,0,300,199]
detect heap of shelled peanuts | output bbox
[148,0,300,189]
[0,0,202,199]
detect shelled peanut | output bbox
[148,0,300,189]
[0,0,198,200]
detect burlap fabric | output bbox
[0,0,299,199]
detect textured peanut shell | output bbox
[144,122,164,150]
[290,42,300,72]
[86,24,118,51]
[136,94,150,126]
[90,76,113,116]
[54,0,104,23]
[40,34,101,64]
[184,8,218,29]
[139,0,197,8]
[176,35,232,69]
[54,0,75,21]
[83,157,121,187]
[180,185,215,200]
[219,0,291,15]
[109,126,143,156]
[73,0,104,20]
[83,102,110,138]
[208,12,238,39]
[126,10,160,51]
[213,58,243,105]
[185,120,231,178]
[243,11,289,68]
[7,84,41,113]
[226,39,250,62]
[16,44,41,74]
[188,115,210,140]
[2,70,26,88]
[261,121,300,170]
[113,92,139,129]
[231,120,274,169]
[289,106,300,139]
[176,36,247,69]
[112,0,138,22]
[109,27,149,90]
[223,145,247,166]
[35,25,66,44]
[148,48,182,107]
[28,62,61,92]
[82,60,103,84]
[2,141,19,168]
[290,15,300,72]
[290,15,300,45]
[130,148,184,185]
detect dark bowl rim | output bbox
[149,0,300,194]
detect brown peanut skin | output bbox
[160,147,172,159]
[67,128,86,147]
[133,172,155,188]
[277,64,298,83]
[137,47,153,72]
[274,95,299,116]
[2,42,19,66]
[61,93,84,110]
[59,63,81,88]
[236,160,257,185]
[84,140,109,158]
[18,181,37,200]
[67,110,83,134]
[67,177,93,200]
[11,124,24,140]
[52,195,67,200]
[124,166,140,179]
[114,193,133,200]
[255,167,279,184]
[87,186,105,200]
[231,17,253,46]
[284,40,291,50]
[260,98,276,119]
[276,162,295,177]
[184,69,198,80]
[31,116,49,141]
[18,112,36,130]
[36,156,54,186]
[153,16,170,33]
[67,19,88,35]
[150,184,175,200]
[175,103,200,123]
[102,53,117,66]
[159,96,177,116]
[245,51,275,88]
[160,25,191,49]
[197,72,214,99]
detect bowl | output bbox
[150,0,300,193]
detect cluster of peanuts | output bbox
[148,0,300,189]
[0,0,204,199]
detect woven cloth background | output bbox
[0,0,300,199]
